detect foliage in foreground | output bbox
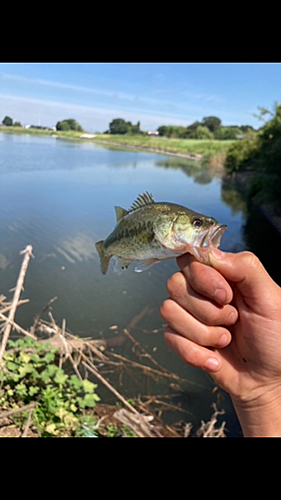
[0,337,100,436]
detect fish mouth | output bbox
[199,224,228,249]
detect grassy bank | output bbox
[0,126,235,162]
[92,134,235,158]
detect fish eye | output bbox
[193,219,203,228]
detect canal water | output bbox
[1,132,278,436]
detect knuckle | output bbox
[241,251,261,271]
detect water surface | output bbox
[0,133,248,434]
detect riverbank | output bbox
[0,126,234,162]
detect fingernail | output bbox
[217,333,229,347]
[205,357,220,372]
[227,311,237,325]
[214,287,227,304]
[211,249,226,260]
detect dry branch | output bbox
[0,245,34,363]
[0,402,38,421]
[29,296,58,337]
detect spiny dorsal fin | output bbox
[129,192,155,212]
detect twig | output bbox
[114,408,161,437]
[21,407,35,437]
[196,404,226,438]
[0,299,30,315]
[29,296,58,337]
[0,402,38,421]
[0,245,34,363]
[126,305,153,330]
[123,327,170,374]
[108,351,206,388]
[0,313,37,340]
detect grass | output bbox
[93,134,235,156]
[0,126,235,162]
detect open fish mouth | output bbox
[199,224,228,249]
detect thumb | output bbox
[209,249,277,301]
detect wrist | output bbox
[232,385,281,437]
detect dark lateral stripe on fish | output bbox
[104,220,154,248]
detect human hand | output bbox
[160,250,281,436]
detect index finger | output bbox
[176,254,234,305]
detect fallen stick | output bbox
[0,299,30,315]
[0,312,37,340]
[29,296,58,337]
[21,407,35,438]
[0,245,34,363]
[0,402,38,421]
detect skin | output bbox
[160,249,281,437]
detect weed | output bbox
[0,337,100,437]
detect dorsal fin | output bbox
[114,206,128,222]
[129,192,155,212]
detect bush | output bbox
[225,138,259,174]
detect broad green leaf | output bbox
[19,352,31,364]
[82,379,97,393]
[54,370,68,385]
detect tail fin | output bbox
[95,240,111,275]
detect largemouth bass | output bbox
[95,192,227,275]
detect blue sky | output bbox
[0,63,280,132]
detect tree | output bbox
[202,116,221,133]
[184,121,202,138]
[109,118,141,135]
[109,118,129,134]
[2,116,13,126]
[194,125,214,140]
[157,125,186,138]
[215,126,242,140]
[56,119,83,132]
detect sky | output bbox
[0,63,280,132]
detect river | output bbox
[0,132,271,436]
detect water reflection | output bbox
[155,157,214,184]
[220,176,281,285]
[54,233,96,264]
[0,253,10,270]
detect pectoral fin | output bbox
[134,259,159,273]
[112,256,133,274]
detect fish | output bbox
[95,192,227,275]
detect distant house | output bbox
[147,131,159,136]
